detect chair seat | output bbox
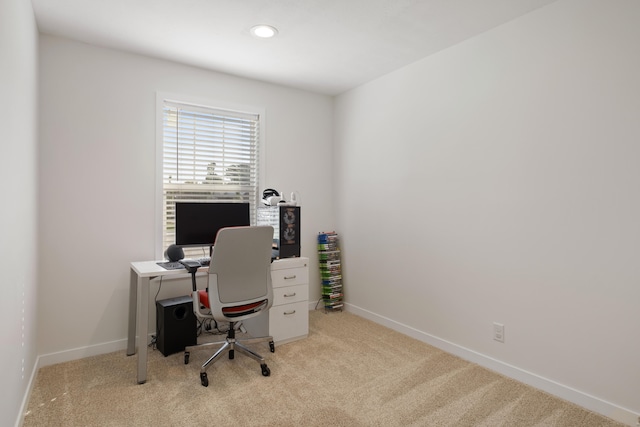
[198,290,210,309]
[198,290,267,318]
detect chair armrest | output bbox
[179,259,201,273]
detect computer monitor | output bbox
[175,202,250,250]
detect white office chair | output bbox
[182,226,275,387]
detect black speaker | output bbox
[156,296,197,357]
[164,244,184,262]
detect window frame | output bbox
[155,92,266,260]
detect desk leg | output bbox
[137,275,150,384]
[127,268,137,356]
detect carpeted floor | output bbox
[23,310,625,426]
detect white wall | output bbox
[334,0,639,424]
[0,0,39,425]
[37,35,333,361]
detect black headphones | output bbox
[262,188,280,199]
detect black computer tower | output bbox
[257,206,301,259]
[156,296,197,357]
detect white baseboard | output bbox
[37,338,128,368]
[344,303,638,427]
[308,299,324,311]
[15,360,38,427]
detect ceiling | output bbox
[31,0,558,96]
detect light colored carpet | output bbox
[23,310,624,426]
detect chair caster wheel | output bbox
[261,363,270,377]
[184,352,190,365]
[200,372,208,387]
[269,341,275,353]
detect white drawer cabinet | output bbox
[244,257,309,346]
[273,284,308,306]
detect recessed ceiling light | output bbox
[250,25,278,39]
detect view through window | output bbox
[161,99,260,258]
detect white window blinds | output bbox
[162,100,260,257]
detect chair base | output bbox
[184,321,274,387]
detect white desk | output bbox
[127,257,308,384]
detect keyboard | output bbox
[156,261,185,270]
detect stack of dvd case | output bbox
[318,231,343,311]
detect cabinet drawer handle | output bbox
[283,292,297,298]
[284,275,297,280]
[283,310,296,316]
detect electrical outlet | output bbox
[493,322,505,343]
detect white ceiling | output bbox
[31,0,558,96]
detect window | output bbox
[158,96,262,258]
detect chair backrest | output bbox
[207,226,274,321]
